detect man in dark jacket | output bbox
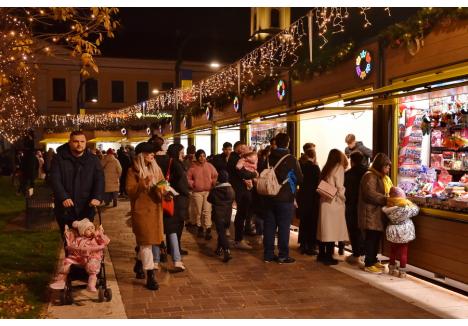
[259,133,303,264]
[344,134,373,167]
[344,151,368,264]
[227,141,258,250]
[117,146,131,197]
[210,142,232,174]
[49,131,104,235]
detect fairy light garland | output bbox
[4,7,401,138]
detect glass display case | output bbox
[396,86,468,213]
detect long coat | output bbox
[101,155,122,193]
[358,171,388,231]
[126,167,165,246]
[157,155,190,235]
[297,160,320,246]
[49,144,104,225]
[316,165,349,242]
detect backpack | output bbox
[256,154,291,196]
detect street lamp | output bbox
[210,62,220,69]
[152,88,160,95]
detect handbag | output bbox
[162,158,175,217]
[316,179,337,201]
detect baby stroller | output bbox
[60,206,112,305]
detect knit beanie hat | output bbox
[389,186,406,198]
[72,218,95,236]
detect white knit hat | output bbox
[72,218,95,236]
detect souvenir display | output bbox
[397,92,468,213]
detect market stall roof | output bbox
[88,137,126,143]
[343,62,468,105]
[39,138,69,144]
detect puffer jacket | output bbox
[207,182,235,225]
[358,171,387,231]
[383,204,419,244]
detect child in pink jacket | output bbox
[50,218,110,292]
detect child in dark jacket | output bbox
[208,170,236,262]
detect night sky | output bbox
[99,7,419,63]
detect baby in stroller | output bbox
[50,218,110,292]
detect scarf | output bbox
[387,197,414,207]
[369,167,393,196]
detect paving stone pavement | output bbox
[103,199,437,319]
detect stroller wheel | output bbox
[98,287,105,302]
[104,288,113,302]
[61,289,74,305]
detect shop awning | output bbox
[39,138,69,144]
[88,137,126,143]
[126,136,149,143]
[343,62,468,105]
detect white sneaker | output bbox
[174,261,186,272]
[233,240,252,250]
[153,262,159,270]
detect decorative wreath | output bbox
[169,121,173,131]
[206,107,211,120]
[120,128,127,136]
[355,50,372,80]
[146,127,151,135]
[182,116,187,128]
[233,96,240,112]
[277,80,286,101]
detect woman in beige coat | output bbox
[126,143,165,290]
[316,149,349,265]
[101,149,122,207]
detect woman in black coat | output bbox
[297,148,321,255]
[166,144,190,255]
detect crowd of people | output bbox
[41,130,419,292]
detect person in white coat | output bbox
[316,149,349,265]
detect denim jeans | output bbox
[263,200,294,260]
[153,233,181,263]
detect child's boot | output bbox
[50,272,67,290]
[388,264,398,276]
[222,249,232,263]
[398,268,407,278]
[87,274,97,292]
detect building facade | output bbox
[33,54,218,115]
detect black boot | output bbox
[146,269,159,291]
[133,259,145,279]
[324,242,338,265]
[222,249,232,263]
[205,228,212,240]
[317,242,326,262]
[113,198,118,207]
[338,241,345,255]
[214,245,223,256]
[197,226,204,238]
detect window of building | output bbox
[85,78,98,102]
[111,80,124,103]
[52,78,66,101]
[136,81,149,102]
[161,82,173,91]
[271,9,280,28]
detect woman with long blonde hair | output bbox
[126,142,165,290]
[316,149,349,265]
